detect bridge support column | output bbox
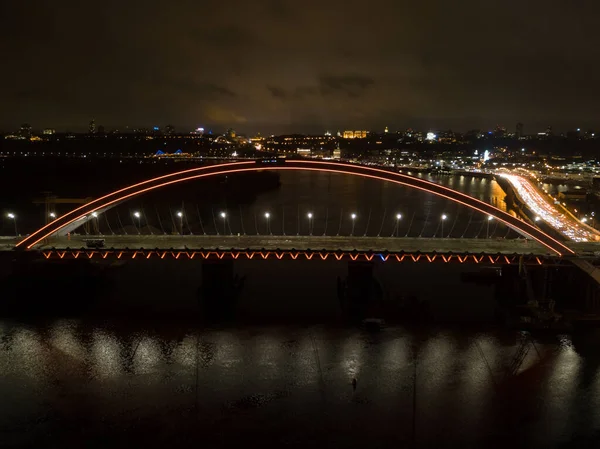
[337,261,383,323]
[197,260,245,322]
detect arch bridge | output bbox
[16,159,575,257]
[16,159,575,256]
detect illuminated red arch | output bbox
[16,159,574,255]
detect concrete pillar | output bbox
[197,259,245,322]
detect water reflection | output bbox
[0,321,599,447]
[91,330,122,378]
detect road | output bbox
[1,234,556,254]
[499,173,600,242]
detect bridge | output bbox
[14,159,575,257]
[0,234,565,265]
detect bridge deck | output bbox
[2,235,552,254]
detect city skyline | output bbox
[2,1,600,133]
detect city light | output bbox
[396,213,402,220]
[307,212,313,219]
[264,212,270,219]
[49,212,56,219]
[133,211,140,218]
[177,211,183,217]
[500,173,599,242]
[351,213,357,220]
[488,216,493,221]
[7,213,17,236]
[441,214,447,220]
[220,212,226,218]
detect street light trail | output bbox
[499,174,599,242]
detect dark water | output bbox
[2,318,600,448]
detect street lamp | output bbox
[133,211,141,234]
[7,213,17,236]
[350,213,357,236]
[535,216,541,223]
[582,217,588,223]
[307,212,313,235]
[264,212,271,235]
[486,215,493,239]
[49,212,56,219]
[440,214,447,238]
[91,211,100,235]
[220,211,227,235]
[395,213,402,237]
[177,211,183,235]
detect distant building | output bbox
[19,123,32,138]
[165,125,175,135]
[42,128,55,135]
[558,190,586,201]
[332,144,341,160]
[97,125,105,135]
[89,119,96,134]
[516,122,524,139]
[343,130,367,139]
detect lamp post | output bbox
[133,211,141,234]
[486,215,493,239]
[264,212,271,235]
[307,212,313,236]
[396,213,402,237]
[350,213,357,236]
[177,211,183,235]
[7,213,17,237]
[220,211,227,235]
[92,211,100,235]
[440,214,447,238]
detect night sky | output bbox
[1,0,599,134]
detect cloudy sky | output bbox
[1,0,599,133]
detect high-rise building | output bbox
[89,119,96,134]
[19,124,32,138]
[516,122,524,139]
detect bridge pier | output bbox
[196,259,245,322]
[490,262,600,329]
[337,261,382,323]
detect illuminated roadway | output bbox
[499,173,600,242]
[0,235,588,255]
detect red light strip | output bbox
[38,249,556,265]
[21,162,572,255]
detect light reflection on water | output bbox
[1,321,599,447]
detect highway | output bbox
[499,173,600,242]
[1,235,556,254]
